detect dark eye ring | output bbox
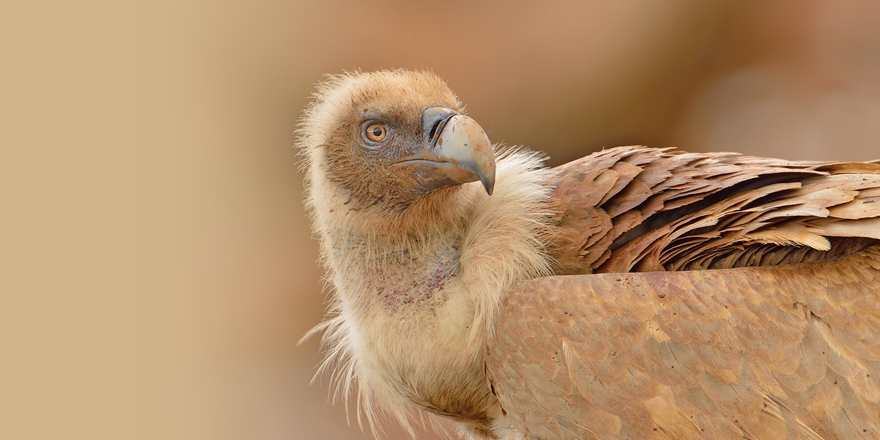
[363,122,387,143]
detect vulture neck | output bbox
[311,152,555,435]
[332,187,477,317]
[327,182,502,427]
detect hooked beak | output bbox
[394,107,496,196]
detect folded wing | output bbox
[491,146,880,439]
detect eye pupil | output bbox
[372,127,382,136]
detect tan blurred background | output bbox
[2,1,879,439]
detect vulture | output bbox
[297,70,880,440]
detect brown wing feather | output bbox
[488,245,880,439]
[547,146,880,275]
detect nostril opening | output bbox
[422,107,457,146]
[428,120,442,141]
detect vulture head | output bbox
[299,70,495,221]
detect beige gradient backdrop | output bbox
[3,1,879,439]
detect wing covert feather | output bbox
[548,146,880,275]
[487,245,880,439]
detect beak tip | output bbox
[474,169,495,196]
[483,181,494,196]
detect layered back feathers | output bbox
[549,146,880,275]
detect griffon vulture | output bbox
[297,70,880,439]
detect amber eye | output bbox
[364,123,387,143]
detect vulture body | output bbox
[298,70,880,440]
